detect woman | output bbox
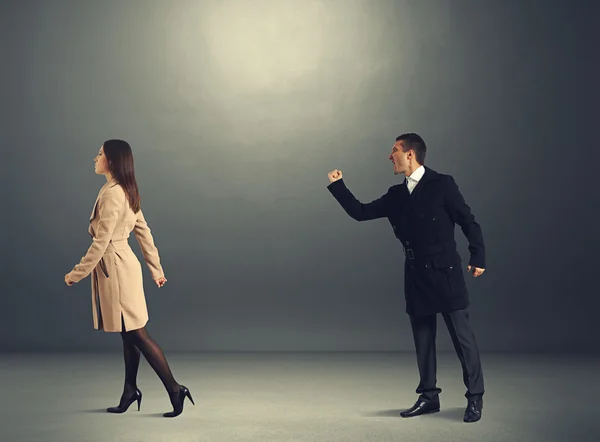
[64,139,194,418]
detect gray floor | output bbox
[1,352,598,442]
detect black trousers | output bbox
[409,308,484,403]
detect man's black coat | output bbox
[327,166,485,317]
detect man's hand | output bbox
[328,169,343,183]
[65,273,75,286]
[155,276,167,288]
[467,266,485,278]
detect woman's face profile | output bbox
[94,145,109,175]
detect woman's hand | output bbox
[155,276,167,288]
[65,273,75,286]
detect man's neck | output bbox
[405,163,422,178]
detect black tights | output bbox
[118,316,180,405]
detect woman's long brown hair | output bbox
[102,139,141,213]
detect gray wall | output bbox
[3,0,598,352]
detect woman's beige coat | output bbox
[68,178,164,332]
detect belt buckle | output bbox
[406,248,415,260]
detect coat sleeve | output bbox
[133,209,164,280]
[327,178,391,221]
[68,186,125,282]
[444,176,485,268]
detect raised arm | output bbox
[444,176,485,268]
[327,178,391,221]
[133,209,164,280]
[68,186,125,282]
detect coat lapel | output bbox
[89,178,119,221]
[408,166,438,204]
[89,193,101,222]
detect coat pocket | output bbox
[430,253,466,298]
[99,258,110,278]
[431,253,456,271]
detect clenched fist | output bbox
[328,169,343,183]
[467,266,485,278]
[155,276,167,287]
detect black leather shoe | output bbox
[400,399,440,417]
[107,388,142,413]
[163,385,195,418]
[463,399,483,422]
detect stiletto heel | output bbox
[186,389,195,406]
[163,385,195,418]
[107,388,142,413]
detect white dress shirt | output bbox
[405,165,425,194]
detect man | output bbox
[327,133,485,423]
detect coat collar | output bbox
[419,165,440,185]
[402,165,441,199]
[89,178,119,221]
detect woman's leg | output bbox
[124,326,181,401]
[106,317,142,412]
[121,317,141,397]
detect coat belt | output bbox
[97,239,130,278]
[403,240,457,260]
[106,238,129,252]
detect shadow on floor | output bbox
[366,406,465,422]
[428,406,465,421]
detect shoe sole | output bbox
[400,408,440,418]
[463,416,481,423]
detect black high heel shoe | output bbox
[107,388,142,413]
[164,385,195,418]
